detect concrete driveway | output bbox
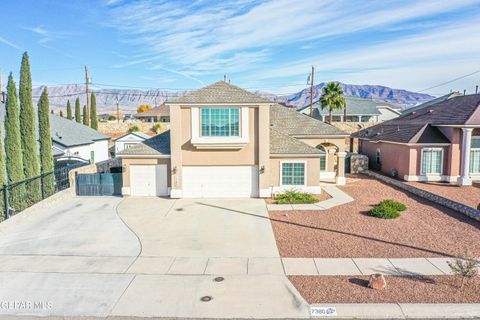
[117,197,280,258]
[0,195,308,319]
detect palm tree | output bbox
[319,82,346,123]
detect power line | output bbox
[417,69,480,93]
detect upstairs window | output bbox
[201,108,240,137]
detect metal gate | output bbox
[345,153,351,174]
[76,173,122,196]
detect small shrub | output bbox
[129,125,140,132]
[378,199,407,212]
[368,205,400,219]
[447,252,479,289]
[274,190,319,204]
[152,123,162,133]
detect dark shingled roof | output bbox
[355,94,480,144]
[171,81,271,104]
[270,104,349,137]
[270,129,324,155]
[117,130,171,156]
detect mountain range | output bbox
[32,82,435,113]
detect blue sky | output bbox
[1,0,480,96]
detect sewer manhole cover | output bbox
[213,277,224,282]
[200,296,213,302]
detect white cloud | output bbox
[106,0,480,91]
[0,36,21,50]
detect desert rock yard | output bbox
[407,181,480,209]
[269,174,480,258]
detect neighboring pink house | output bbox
[353,94,480,186]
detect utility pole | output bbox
[85,65,90,127]
[309,65,315,116]
[116,95,120,124]
[476,85,478,94]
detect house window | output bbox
[421,148,443,175]
[317,145,327,172]
[470,137,480,174]
[201,108,240,137]
[124,143,138,149]
[281,162,305,185]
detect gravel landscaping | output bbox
[407,181,480,209]
[269,175,480,258]
[289,275,480,303]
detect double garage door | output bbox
[183,166,259,198]
[130,165,258,197]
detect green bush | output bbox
[368,199,406,219]
[274,190,319,204]
[378,199,407,212]
[129,125,140,132]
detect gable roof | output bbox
[355,94,480,144]
[134,104,170,118]
[117,130,171,156]
[270,129,324,155]
[50,115,110,147]
[114,131,151,141]
[171,81,271,104]
[270,104,348,137]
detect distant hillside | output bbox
[32,82,435,113]
[265,82,434,108]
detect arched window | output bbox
[316,145,327,172]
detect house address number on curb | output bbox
[311,306,337,317]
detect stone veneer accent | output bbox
[365,170,480,222]
[350,153,369,174]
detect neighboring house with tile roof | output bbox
[0,103,110,165]
[299,96,402,123]
[353,94,480,185]
[117,81,349,198]
[113,131,151,155]
[134,103,170,123]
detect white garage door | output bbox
[130,165,168,196]
[182,166,258,198]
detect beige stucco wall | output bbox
[121,157,172,188]
[180,106,259,165]
[269,157,320,187]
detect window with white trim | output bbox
[421,148,442,175]
[200,108,240,137]
[281,162,305,185]
[124,143,138,149]
[470,137,480,174]
[375,149,381,165]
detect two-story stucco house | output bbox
[117,82,348,198]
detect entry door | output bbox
[130,165,168,196]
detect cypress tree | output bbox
[59,110,64,117]
[82,105,88,125]
[75,97,81,123]
[0,103,5,220]
[66,100,72,120]
[90,92,98,129]
[4,73,26,211]
[38,88,55,197]
[19,52,41,204]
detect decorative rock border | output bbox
[364,170,480,222]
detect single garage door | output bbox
[182,166,258,198]
[130,165,168,196]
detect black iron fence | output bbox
[0,162,87,222]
